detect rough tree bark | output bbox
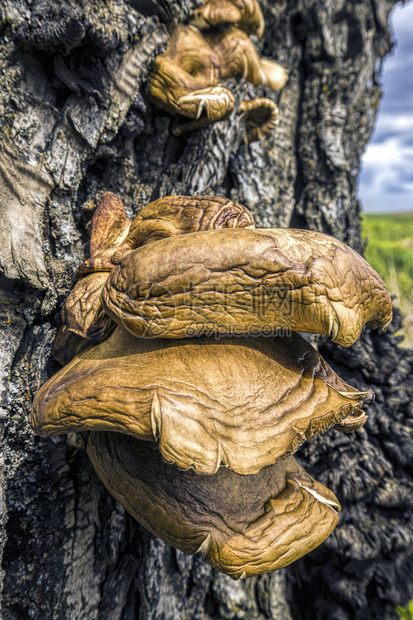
[1,0,412,619]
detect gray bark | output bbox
[2,0,412,619]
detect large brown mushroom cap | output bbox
[87,433,340,579]
[32,326,373,475]
[102,227,392,347]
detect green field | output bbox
[362,213,413,345]
[362,213,413,298]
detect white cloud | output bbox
[373,113,413,136]
[359,1,413,213]
[391,2,413,39]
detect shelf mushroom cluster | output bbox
[31,192,392,579]
[147,0,288,140]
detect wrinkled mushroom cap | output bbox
[88,433,340,579]
[79,195,254,274]
[57,195,255,356]
[125,195,255,248]
[147,25,228,119]
[32,327,373,475]
[102,227,392,347]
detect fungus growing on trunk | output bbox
[57,192,254,362]
[102,227,393,347]
[32,192,392,579]
[238,97,280,143]
[147,23,288,140]
[191,0,265,38]
[87,433,340,579]
[123,193,255,248]
[32,327,373,475]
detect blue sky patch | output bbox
[358,2,413,213]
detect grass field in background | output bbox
[362,213,413,298]
[362,213,413,345]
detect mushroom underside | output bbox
[87,432,340,579]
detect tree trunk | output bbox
[2,1,412,619]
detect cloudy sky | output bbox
[358,1,413,213]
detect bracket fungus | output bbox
[102,227,392,347]
[147,19,288,140]
[57,192,253,363]
[32,328,373,475]
[32,193,392,579]
[87,435,340,579]
[238,97,280,143]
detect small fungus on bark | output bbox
[191,0,265,38]
[147,21,288,140]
